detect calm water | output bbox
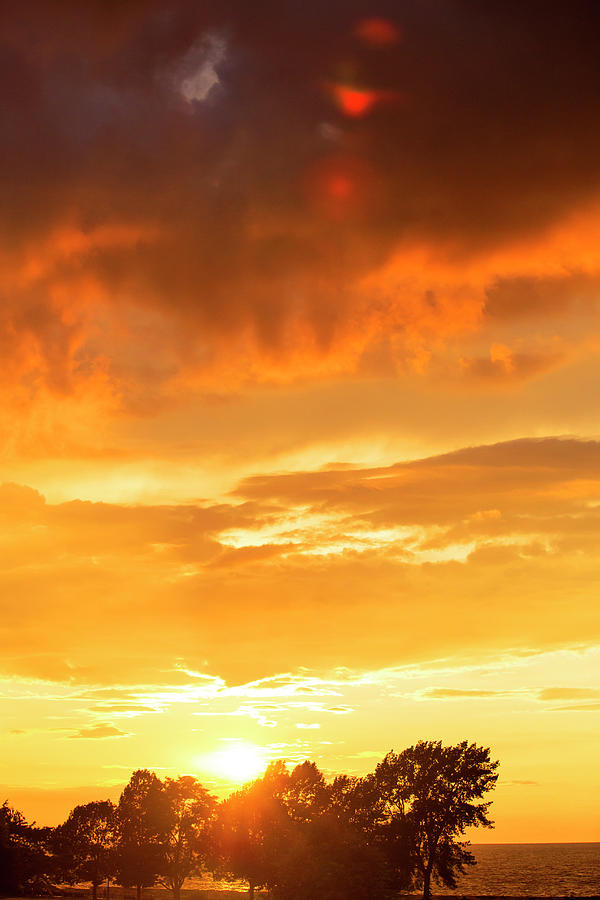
[187,843,600,896]
[435,843,600,896]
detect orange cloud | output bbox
[0,0,599,440]
[1,437,598,687]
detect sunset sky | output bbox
[1,0,599,844]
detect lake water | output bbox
[435,843,600,896]
[188,843,600,896]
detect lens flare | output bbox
[304,153,381,220]
[355,17,402,46]
[331,84,379,117]
[326,82,405,118]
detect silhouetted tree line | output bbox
[1,741,498,900]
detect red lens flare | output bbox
[305,154,381,220]
[326,173,354,200]
[326,82,406,118]
[331,84,379,117]
[355,17,402,47]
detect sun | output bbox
[200,741,267,785]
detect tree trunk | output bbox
[136,884,142,900]
[423,866,432,900]
[248,880,255,900]
[172,885,181,900]
[106,877,110,900]
[92,884,97,900]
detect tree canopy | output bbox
[374,740,499,899]
[157,776,217,900]
[213,765,290,899]
[53,800,116,900]
[115,769,172,900]
[3,739,498,900]
[0,801,53,896]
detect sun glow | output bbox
[200,741,268,785]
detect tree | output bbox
[157,776,217,900]
[115,770,171,900]
[214,760,389,900]
[329,773,381,834]
[212,765,289,899]
[329,773,403,897]
[1,802,29,895]
[0,801,54,895]
[54,801,116,900]
[269,809,389,900]
[276,760,329,824]
[374,740,498,900]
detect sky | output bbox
[1,0,599,843]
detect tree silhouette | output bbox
[213,760,390,900]
[329,773,382,834]
[3,742,498,900]
[329,772,408,896]
[277,760,330,824]
[213,765,289,899]
[374,740,499,899]
[0,801,53,895]
[115,770,171,900]
[54,800,116,900]
[269,803,389,900]
[157,775,217,900]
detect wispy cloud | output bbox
[71,724,131,740]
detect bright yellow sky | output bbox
[1,1,599,845]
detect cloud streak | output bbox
[71,724,130,739]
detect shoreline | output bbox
[5,891,598,900]
[0,886,600,900]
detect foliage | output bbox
[53,800,116,900]
[374,740,499,899]
[0,801,54,896]
[215,761,391,900]
[157,775,217,900]
[269,811,389,900]
[275,760,330,823]
[212,767,289,899]
[115,770,171,898]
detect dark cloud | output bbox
[2,1,600,406]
